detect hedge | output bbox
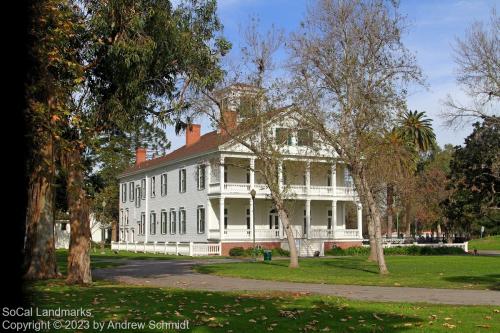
[228,247,290,257]
[325,245,465,256]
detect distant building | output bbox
[54,214,111,249]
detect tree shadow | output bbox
[29,281,424,332]
[443,274,500,290]
[317,257,380,274]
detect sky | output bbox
[164,0,498,152]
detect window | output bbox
[224,165,227,183]
[150,211,156,235]
[61,222,67,231]
[246,168,250,184]
[246,208,250,230]
[141,179,146,199]
[179,209,186,234]
[197,207,205,234]
[150,177,156,198]
[169,209,177,234]
[327,210,332,229]
[139,212,146,235]
[121,184,126,203]
[327,170,332,186]
[161,211,168,234]
[119,209,123,226]
[303,210,307,235]
[224,208,228,230]
[135,186,141,208]
[297,129,313,146]
[125,208,129,225]
[129,182,134,201]
[275,128,292,145]
[179,169,186,193]
[197,165,206,190]
[161,173,167,196]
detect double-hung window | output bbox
[150,177,156,198]
[160,211,168,234]
[125,208,129,225]
[141,179,146,199]
[169,209,177,234]
[327,210,332,229]
[179,208,186,234]
[140,212,146,235]
[197,206,205,234]
[197,165,206,190]
[150,211,156,235]
[179,169,186,193]
[135,186,141,208]
[129,182,134,202]
[160,173,167,196]
[121,184,126,203]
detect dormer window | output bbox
[275,128,292,145]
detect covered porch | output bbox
[206,198,362,241]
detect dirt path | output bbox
[93,259,500,306]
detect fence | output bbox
[363,241,468,252]
[111,241,221,256]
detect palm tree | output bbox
[388,110,436,238]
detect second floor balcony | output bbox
[207,155,357,200]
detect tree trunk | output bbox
[272,195,299,268]
[278,210,299,268]
[436,222,442,240]
[24,136,59,280]
[403,201,412,237]
[386,184,394,238]
[65,148,92,285]
[353,168,389,274]
[367,214,377,262]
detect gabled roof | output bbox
[119,130,230,178]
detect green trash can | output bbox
[263,250,272,262]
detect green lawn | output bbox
[195,256,500,290]
[469,235,500,251]
[29,280,499,332]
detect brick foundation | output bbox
[221,242,281,256]
[324,241,362,250]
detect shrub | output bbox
[272,248,290,257]
[325,245,465,256]
[229,247,245,257]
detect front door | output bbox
[269,209,279,231]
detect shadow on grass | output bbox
[316,257,380,275]
[443,274,500,291]
[29,280,422,332]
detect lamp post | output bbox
[250,189,256,262]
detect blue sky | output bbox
[165,0,497,151]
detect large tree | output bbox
[443,8,499,126]
[25,0,229,284]
[442,118,500,237]
[290,0,423,274]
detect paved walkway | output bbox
[93,259,500,306]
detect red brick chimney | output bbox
[135,147,147,166]
[186,124,201,146]
[220,111,237,135]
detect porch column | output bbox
[306,199,311,240]
[249,198,254,239]
[219,197,225,240]
[331,163,337,194]
[219,155,225,193]
[249,158,255,189]
[206,198,212,233]
[144,174,149,243]
[306,161,311,194]
[206,160,211,188]
[357,202,363,239]
[332,200,337,237]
